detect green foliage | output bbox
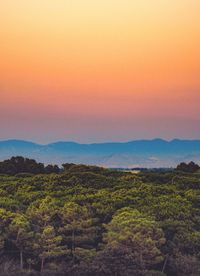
[60,202,98,257]
[0,159,199,275]
[176,161,200,173]
[34,225,67,271]
[104,208,165,270]
[0,156,60,175]
[169,252,200,276]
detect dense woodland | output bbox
[0,157,200,275]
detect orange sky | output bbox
[0,0,200,142]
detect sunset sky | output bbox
[1,0,200,143]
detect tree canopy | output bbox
[0,157,199,275]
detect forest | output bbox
[0,157,200,275]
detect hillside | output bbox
[0,139,200,168]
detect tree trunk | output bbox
[139,251,144,271]
[72,229,75,263]
[20,250,23,271]
[162,255,168,273]
[41,258,45,272]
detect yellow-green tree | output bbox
[104,208,166,271]
[60,202,97,261]
[7,213,33,270]
[34,225,67,272]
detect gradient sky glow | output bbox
[1,0,200,143]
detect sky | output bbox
[0,0,200,143]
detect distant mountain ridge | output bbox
[0,139,200,168]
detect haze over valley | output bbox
[1,139,200,168]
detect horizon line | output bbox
[1,137,200,146]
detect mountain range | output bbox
[0,139,200,168]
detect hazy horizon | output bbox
[1,136,200,145]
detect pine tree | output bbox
[60,202,97,262]
[104,207,166,271]
[7,213,33,270]
[34,225,68,272]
